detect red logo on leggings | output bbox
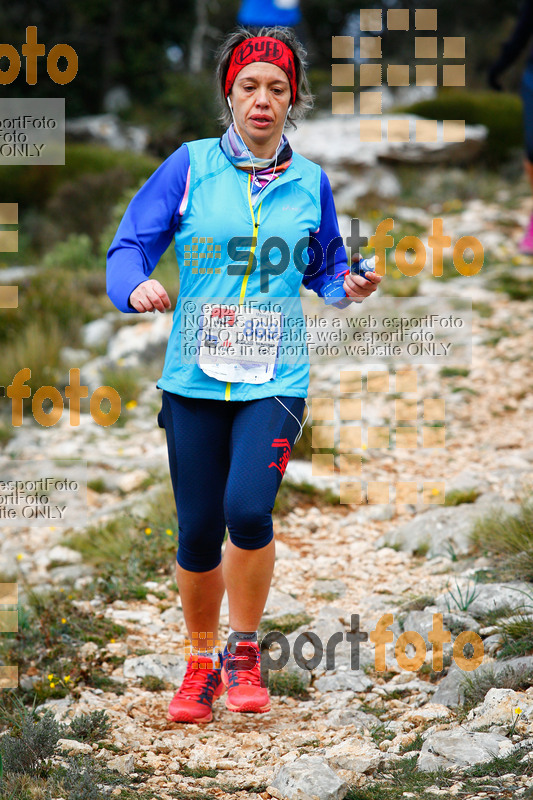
[269,438,291,476]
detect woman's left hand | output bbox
[342,253,382,303]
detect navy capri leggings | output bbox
[157,390,306,572]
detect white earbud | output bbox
[227,96,232,110]
[287,104,292,113]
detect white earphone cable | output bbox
[227,97,291,206]
[274,396,309,445]
[226,94,307,443]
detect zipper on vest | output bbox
[225,175,263,401]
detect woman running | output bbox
[107,26,381,724]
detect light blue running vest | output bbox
[157,137,323,401]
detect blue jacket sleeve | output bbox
[302,169,349,305]
[106,144,190,313]
[492,0,533,73]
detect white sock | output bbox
[195,648,222,667]
[227,627,258,651]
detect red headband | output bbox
[224,37,297,105]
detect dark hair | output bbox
[214,26,313,130]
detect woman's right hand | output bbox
[129,279,171,313]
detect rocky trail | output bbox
[2,116,533,799]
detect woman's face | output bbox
[229,61,291,159]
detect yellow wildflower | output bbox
[145,527,152,535]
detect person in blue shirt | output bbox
[238,0,301,29]
[489,0,533,253]
[107,26,380,724]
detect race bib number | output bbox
[197,303,283,384]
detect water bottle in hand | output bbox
[351,255,376,280]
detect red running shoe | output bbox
[167,654,225,724]
[221,641,270,713]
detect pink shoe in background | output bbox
[519,213,533,254]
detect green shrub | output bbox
[67,711,111,743]
[0,319,63,398]
[399,90,523,163]
[444,488,481,506]
[308,68,335,111]
[157,72,221,143]
[0,144,160,210]
[268,670,309,698]
[179,764,218,779]
[400,594,435,613]
[45,168,133,249]
[461,663,533,711]
[51,755,104,800]
[66,482,178,601]
[0,267,108,351]
[440,366,470,378]
[100,366,143,408]
[140,676,166,692]
[470,495,533,581]
[87,478,107,494]
[0,266,109,415]
[0,708,61,776]
[42,233,101,272]
[488,270,533,301]
[498,613,533,659]
[274,479,340,515]
[0,588,126,708]
[380,275,420,297]
[259,612,313,637]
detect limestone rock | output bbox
[47,546,83,566]
[400,704,454,725]
[288,114,486,168]
[270,755,348,800]
[312,580,347,599]
[435,581,533,619]
[418,730,514,771]
[66,113,148,153]
[432,657,533,707]
[35,696,73,722]
[81,318,114,349]
[466,687,533,730]
[324,738,382,774]
[327,708,381,730]
[123,653,185,683]
[377,496,519,558]
[314,672,373,693]
[262,589,308,620]
[107,314,172,364]
[107,753,135,775]
[57,738,93,755]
